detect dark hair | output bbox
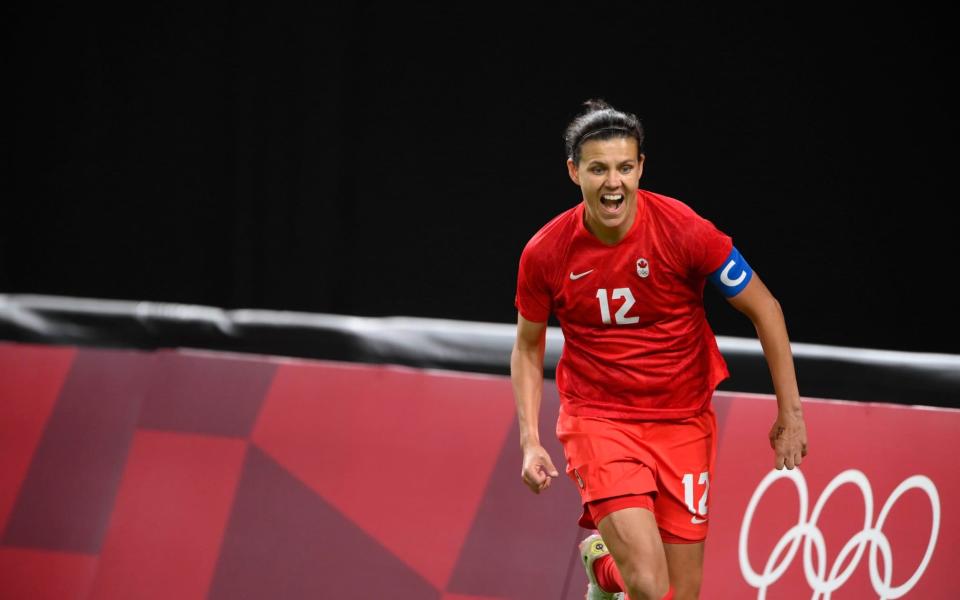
[564,99,644,164]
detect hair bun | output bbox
[583,98,613,112]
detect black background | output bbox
[4,5,957,353]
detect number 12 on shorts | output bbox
[682,471,709,523]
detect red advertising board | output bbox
[0,343,957,598]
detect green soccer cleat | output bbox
[579,533,625,600]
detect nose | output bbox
[604,171,622,190]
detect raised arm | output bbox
[511,313,560,493]
[726,274,808,469]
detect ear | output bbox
[637,153,646,179]
[566,158,580,185]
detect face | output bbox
[567,136,644,244]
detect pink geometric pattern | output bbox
[87,431,247,600]
[0,343,584,599]
[252,361,517,590]
[0,344,76,534]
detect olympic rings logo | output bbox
[738,468,940,599]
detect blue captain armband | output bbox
[708,246,753,297]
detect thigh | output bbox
[596,507,670,594]
[663,542,704,599]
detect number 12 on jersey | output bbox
[595,288,639,325]
[682,471,709,519]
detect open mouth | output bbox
[600,193,625,212]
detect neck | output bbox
[583,203,636,245]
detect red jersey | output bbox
[515,189,732,420]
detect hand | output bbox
[769,410,808,470]
[521,444,560,494]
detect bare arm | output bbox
[727,274,809,469]
[511,313,560,493]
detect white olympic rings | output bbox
[738,468,940,599]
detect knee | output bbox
[619,561,670,600]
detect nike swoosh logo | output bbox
[570,269,595,280]
[691,516,708,524]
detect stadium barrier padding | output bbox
[2,294,959,408]
[1,342,957,599]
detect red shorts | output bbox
[556,404,717,543]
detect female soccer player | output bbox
[511,99,807,600]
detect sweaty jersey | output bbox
[515,189,733,420]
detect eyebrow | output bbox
[587,159,636,167]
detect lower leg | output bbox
[663,542,704,600]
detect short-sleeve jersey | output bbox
[515,189,733,420]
